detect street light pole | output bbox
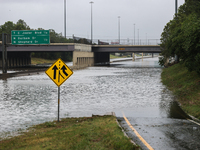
[134,24,135,45]
[175,0,179,62]
[146,33,147,45]
[64,0,66,38]
[175,0,177,14]
[118,16,120,45]
[138,29,139,45]
[90,1,94,44]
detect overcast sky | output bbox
[1,0,185,41]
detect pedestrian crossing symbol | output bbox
[45,58,73,87]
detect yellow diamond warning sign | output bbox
[45,58,73,87]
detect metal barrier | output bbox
[94,39,160,45]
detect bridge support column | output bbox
[132,53,135,61]
[142,53,143,61]
[152,53,154,58]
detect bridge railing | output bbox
[60,35,161,46]
[93,39,161,45]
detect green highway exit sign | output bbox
[11,30,50,45]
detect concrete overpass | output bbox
[2,43,88,52]
[1,43,160,53]
[0,43,161,70]
[0,43,94,69]
[92,45,160,65]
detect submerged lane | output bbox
[114,58,200,150]
[0,57,199,150]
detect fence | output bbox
[65,35,160,45]
[93,39,160,45]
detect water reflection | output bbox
[159,88,191,119]
[168,101,191,119]
[0,57,188,140]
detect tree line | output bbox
[0,19,72,61]
[159,0,200,74]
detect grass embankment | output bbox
[31,57,56,65]
[0,115,139,150]
[32,55,132,65]
[161,63,200,120]
[110,54,131,59]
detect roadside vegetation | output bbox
[159,0,200,120]
[0,115,139,150]
[110,54,131,59]
[159,0,200,75]
[31,57,57,65]
[161,63,200,120]
[110,53,132,59]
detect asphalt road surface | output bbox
[117,103,200,150]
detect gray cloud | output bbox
[0,0,185,41]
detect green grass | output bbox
[31,57,56,65]
[0,115,139,150]
[110,54,131,59]
[32,55,131,64]
[161,63,200,119]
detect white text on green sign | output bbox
[11,30,50,45]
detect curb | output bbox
[105,112,140,149]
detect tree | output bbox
[159,0,200,74]
[0,19,30,41]
[15,19,30,30]
[0,21,15,41]
[181,13,200,73]
[0,19,73,61]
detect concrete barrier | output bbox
[74,43,92,52]
[73,51,94,67]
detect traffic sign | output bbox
[11,30,50,45]
[45,58,73,87]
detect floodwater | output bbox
[0,57,199,149]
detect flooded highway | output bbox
[0,57,200,149]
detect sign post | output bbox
[58,86,60,122]
[2,33,8,73]
[45,58,73,122]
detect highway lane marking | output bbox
[122,112,154,150]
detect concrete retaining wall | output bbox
[73,51,94,67]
